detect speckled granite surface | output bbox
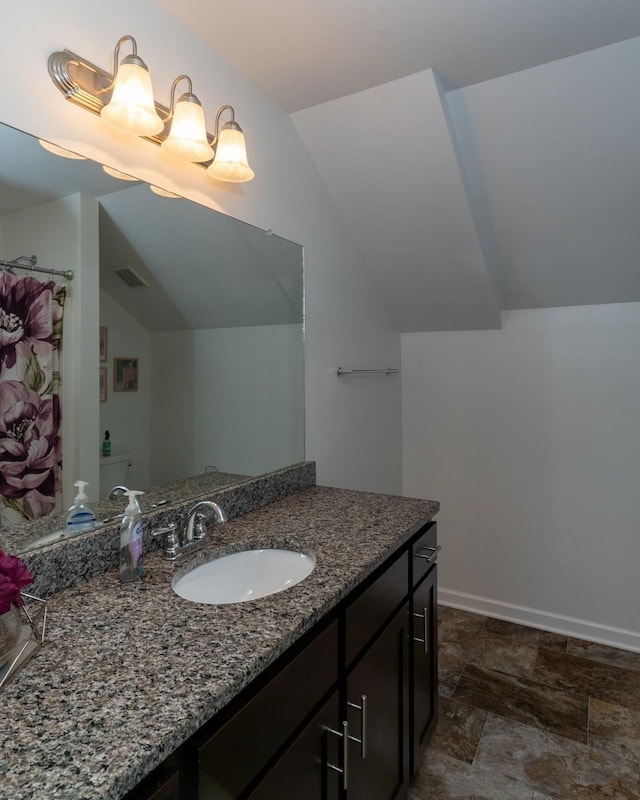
[0,485,438,800]
[2,470,251,556]
[15,462,316,599]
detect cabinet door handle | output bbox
[347,694,368,758]
[327,720,349,791]
[413,607,429,654]
[415,545,441,563]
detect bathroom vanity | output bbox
[0,477,439,800]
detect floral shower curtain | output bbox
[0,272,66,522]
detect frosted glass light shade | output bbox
[161,95,214,162]
[101,58,164,137]
[38,140,87,160]
[207,124,254,183]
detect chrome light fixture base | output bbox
[48,48,172,147]
[47,45,253,181]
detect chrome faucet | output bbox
[185,500,227,542]
[153,500,227,561]
[107,485,129,500]
[102,485,143,524]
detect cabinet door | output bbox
[247,692,340,800]
[346,607,410,800]
[410,566,438,776]
[124,763,181,800]
[196,620,338,799]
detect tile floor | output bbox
[410,607,640,799]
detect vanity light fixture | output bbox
[102,165,139,181]
[161,75,214,163]
[38,139,87,159]
[207,105,255,183]
[48,35,254,183]
[149,185,181,199]
[100,36,164,136]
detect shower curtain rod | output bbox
[0,255,74,281]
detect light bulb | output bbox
[101,55,164,137]
[161,94,214,163]
[207,122,254,183]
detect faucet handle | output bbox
[152,523,180,560]
[191,517,208,542]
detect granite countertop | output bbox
[0,485,439,800]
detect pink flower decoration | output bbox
[0,550,34,615]
[0,272,60,375]
[0,380,60,519]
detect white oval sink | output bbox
[172,548,315,605]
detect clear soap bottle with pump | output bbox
[119,489,145,584]
[65,481,97,535]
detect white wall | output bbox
[445,37,640,312]
[2,194,100,507]
[403,302,640,650]
[0,0,403,495]
[150,324,304,484]
[99,292,152,494]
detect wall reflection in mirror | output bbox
[0,122,304,555]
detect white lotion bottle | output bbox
[65,481,97,534]
[119,489,145,583]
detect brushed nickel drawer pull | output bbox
[415,544,441,563]
[413,607,429,654]
[347,694,368,758]
[327,721,349,790]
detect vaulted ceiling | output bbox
[155,1,640,332]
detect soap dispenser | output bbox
[65,481,97,535]
[119,489,144,584]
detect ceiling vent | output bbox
[111,266,150,288]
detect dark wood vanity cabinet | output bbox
[409,523,439,776]
[247,692,341,800]
[345,606,410,800]
[124,755,182,800]
[410,567,438,775]
[125,521,438,800]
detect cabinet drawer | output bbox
[247,691,340,800]
[197,619,338,799]
[345,550,408,667]
[412,522,438,588]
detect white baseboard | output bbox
[438,587,640,653]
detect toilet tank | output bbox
[99,453,132,499]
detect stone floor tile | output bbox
[439,626,538,679]
[537,631,569,653]
[534,648,640,711]
[568,639,640,673]
[438,608,487,643]
[454,663,589,743]
[464,631,538,678]
[428,696,488,763]
[473,713,640,799]
[483,618,542,644]
[410,750,535,800]
[438,641,468,698]
[588,697,640,765]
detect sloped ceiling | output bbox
[0,124,303,332]
[293,39,640,329]
[157,0,640,112]
[293,71,502,331]
[157,1,640,332]
[99,185,303,331]
[446,38,640,310]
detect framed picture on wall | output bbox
[99,327,108,362]
[113,357,138,392]
[99,367,107,403]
